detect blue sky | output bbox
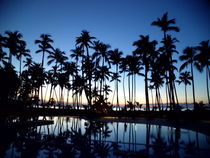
[0,0,210,104]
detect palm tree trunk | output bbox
[128,75,131,102]
[191,63,196,109]
[169,70,176,110]
[123,71,127,108]
[156,87,161,111]
[145,67,150,111]
[41,51,45,67]
[116,65,119,110]
[185,84,188,110]
[173,81,179,106]
[8,49,12,64]
[165,85,169,110]
[206,66,210,105]
[19,55,22,76]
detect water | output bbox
[1,116,210,158]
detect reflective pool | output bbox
[1,116,210,158]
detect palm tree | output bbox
[150,57,165,111]
[23,57,33,70]
[152,13,180,110]
[4,31,23,64]
[70,46,84,66]
[16,40,30,76]
[133,35,157,111]
[92,41,111,67]
[103,84,112,103]
[177,71,192,110]
[72,74,87,109]
[76,30,95,58]
[35,34,53,68]
[158,35,179,110]
[151,12,180,41]
[127,55,143,107]
[108,49,123,108]
[97,66,112,97]
[76,30,95,106]
[195,40,210,105]
[47,48,67,68]
[28,63,45,104]
[119,57,128,107]
[179,47,197,109]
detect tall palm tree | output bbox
[127,55,143,106]
[108,49,123,108]
[177,71,192,110]
[63,61,78,105]
[119,57,128,107]
[28,63,45,104]
[159,35,179,110]
[133,35,157,111]
[4,31,23,64]
[195,40,210,105]
[150,57,165,111]
[179,47,197,109]
[152,13,180,110]
[35,34,53,68]
[76,30,95,106]
[16,40,30,76]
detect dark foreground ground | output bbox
[1,107,210,136]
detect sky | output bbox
[0,0,210,105]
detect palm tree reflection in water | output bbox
[1,117,210,158]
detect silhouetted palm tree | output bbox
[70,46,84,67]
[195,40,210,105]
[35,34,53,67]
[23,57,33,69]
[159,35,179,110]
[180,46,197,109]
[150,57,165,110]
[72,74,87,109]
[92,41,111,67]
[152,13,180,110]
[108,49,123,108]
[133,35,157,111]
[47,48,67,68]
[16,40,30,76]
[97,66,111,97]
[76,30,95,58]
[151,12,180,41]
[28,63,45,105]
[103,84,112,103]
[76,30,95,106]
[177,71,192,110]
[4,31,23,64]
[119,57,128,107]
[127,55,143,105]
